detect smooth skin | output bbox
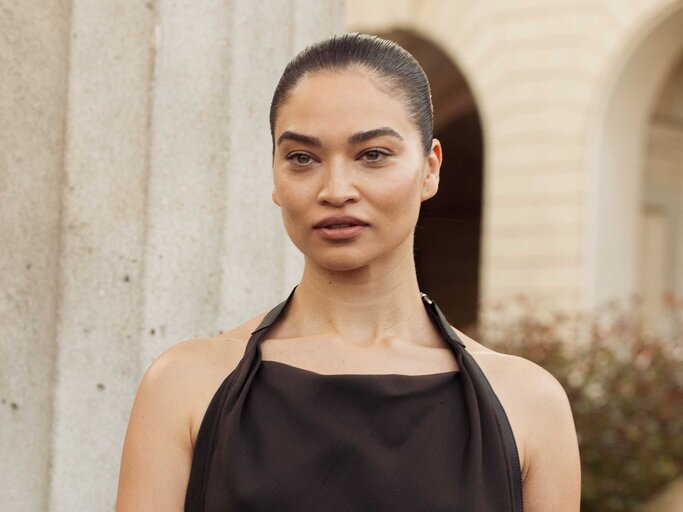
[116,66,581,511]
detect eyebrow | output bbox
[349,127,404,145]
[276,131,322,147]
[276,127,404,147]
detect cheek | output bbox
[373,170,422,216]
[274,179,310,225]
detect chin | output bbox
[320,260,367,272]
[294,233,412,272]
[312,252,370,272]
[296,244,374,272]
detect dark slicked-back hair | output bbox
[269,32,434,155]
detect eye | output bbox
[360,149,390,163]
[286,152,315,167]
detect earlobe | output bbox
[421,139,442,201]
[272,189,281,207]
[421,175,439,201]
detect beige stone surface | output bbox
[47,1,155,510]
[0,1,71,510]
[585,3,683,314]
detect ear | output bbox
[272,187,281,207]
[420,139,442,202]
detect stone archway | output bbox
[640,55,683,334]
[585,2,683,316]
[374,29,485,329]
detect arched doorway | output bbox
[585,3,683,329]
[375,29,485,329]
[641,55,683,335]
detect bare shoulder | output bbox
[149,308,268,378]
[116,312,272,511]
[452,327,581,511]
[453,326,569,401]
[142,311,270,443]
[454,325,574,441]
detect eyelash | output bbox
[361,149,390,163]
[287,153,316,166]
[285,149,391,167]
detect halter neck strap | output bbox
[249,285,467,349]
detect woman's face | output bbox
[271,66,442,272]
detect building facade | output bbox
[348,0,683,334]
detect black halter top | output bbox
[185,286,524,511]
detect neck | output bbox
[283,240,443,349]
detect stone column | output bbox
[47,1,156,510]
[0,1,344,510]
[0,2,71,510]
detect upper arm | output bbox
[458,338,582,511]
[115,342,198,512]
[521,364,581,511]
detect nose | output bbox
[317,158,360,206]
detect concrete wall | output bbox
[346,0,683,316]
[0,1,344,510]
[1,2,71,510]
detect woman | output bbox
[116,33,581,511]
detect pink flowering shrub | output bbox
[466,293,683,512]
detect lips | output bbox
[314,216,369,229]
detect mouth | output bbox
[315,225,366,239]
[313,216,369,229]
[314,221,368,240]
[319,223,360,228]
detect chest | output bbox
[199,361,512,511]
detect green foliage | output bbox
[467,294,683,511]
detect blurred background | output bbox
[1,0,681,510]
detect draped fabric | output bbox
[185,286,524,511]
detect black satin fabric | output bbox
[185,286,524,511]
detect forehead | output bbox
[274,67,417,143]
